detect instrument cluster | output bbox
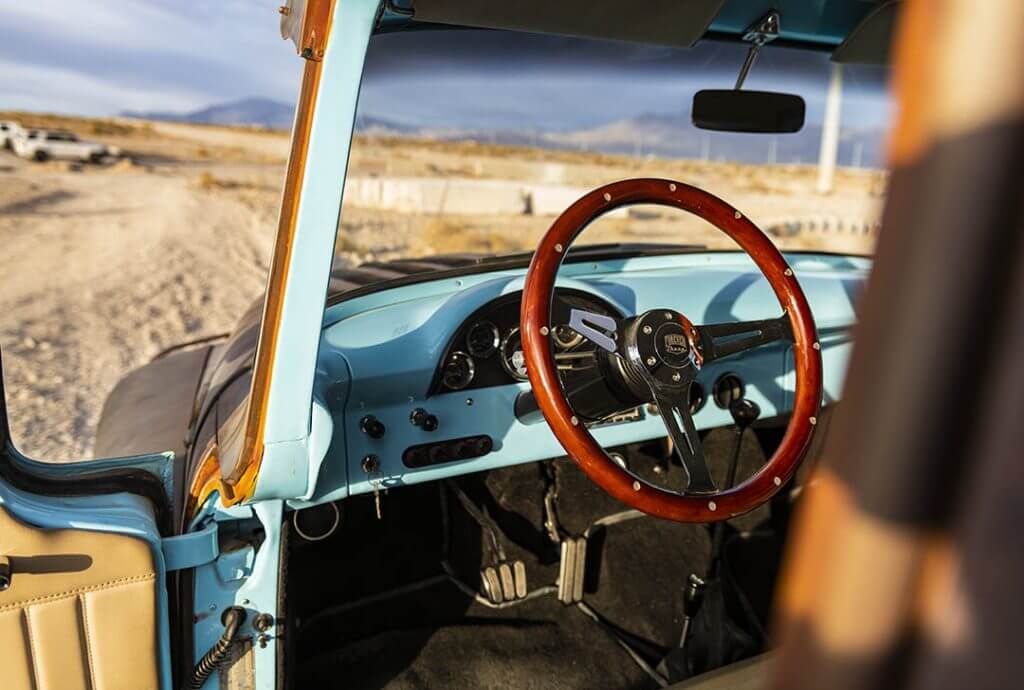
[429,289,622,396]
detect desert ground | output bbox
[0,112,884,461]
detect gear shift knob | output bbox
[728,398,761,429]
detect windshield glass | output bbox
[338,30,891,262]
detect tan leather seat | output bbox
[0,505,160,690]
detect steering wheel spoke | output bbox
[696,314,792,362]
[649,387,717,494]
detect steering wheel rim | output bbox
[521,178,823,522]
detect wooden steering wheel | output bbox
[521,179,823,522]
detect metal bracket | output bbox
[735,10,781,89]
[161,521,219,572]
[568,309,618,353]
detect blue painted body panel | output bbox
[295,251,867,506]
[193,2,382,688]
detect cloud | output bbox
[0,0,300,115]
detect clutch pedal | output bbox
[481,560,528,604]
[557,536,588,604]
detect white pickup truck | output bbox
[12,129,118,163]
[0,121,23,149]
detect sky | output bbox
[0,1,892,132]
[0,1,300,115]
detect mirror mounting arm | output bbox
[735,10,781,90]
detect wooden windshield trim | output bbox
[188,1,334,514]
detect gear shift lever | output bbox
[723,399,760,487]
[665,398,764,679]
[708,398,761,572]
[675,399,761,649]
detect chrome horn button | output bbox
[629,310,699,387]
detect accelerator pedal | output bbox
[557,536,588,604]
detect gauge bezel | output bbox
[465,320,501,358]
[442,351,476,390]
[552,324,584,350]
[500,327,530,381]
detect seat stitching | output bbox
[0,573,156,612]
[79,593,98,690]
[23,606,41,690]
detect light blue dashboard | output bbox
[302,251,867,505]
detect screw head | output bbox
[669,183,677,191]
[809,416,818,426]
[571,416,579,426]
[812,342,821,350]
[734,211,742,219]
[554,243,563,253]
[603,192,612,201]
[642,325,653,334]
[708,501,717,511]
[632,481,641,491]
[539,326,549,336]
[773,476,782,486]
[784,268,794,276]
[672,372,681,382]
[646,356,657,367]
[664,312,673,320]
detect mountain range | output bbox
[122,97,295,130]
[122,98,885,168]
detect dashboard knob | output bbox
[360,415,386,439]
[410,408,439,432]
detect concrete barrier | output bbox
[343,176,627,217]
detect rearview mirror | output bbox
[692,90,805,133]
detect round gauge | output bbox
[552,324,584,350]
[465,321,500,358]
[500,328,529,381]
[442,351,475,390]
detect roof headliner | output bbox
[376,0,897,63]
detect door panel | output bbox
[0,505,159,690]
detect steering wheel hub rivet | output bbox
[571,415,579,426]
[632,481,641,491]
[643,325,653,334]
[539,326,549,336]
[554,243,563,253]
[784,268,793,276]
[708,501,717,511]
[773,476,782,486]
[603,192,612,202]
[809,416,818,425]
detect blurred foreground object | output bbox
[774,1,1024,689]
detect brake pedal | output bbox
[481,560,528,604]
[557,536,588,604]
